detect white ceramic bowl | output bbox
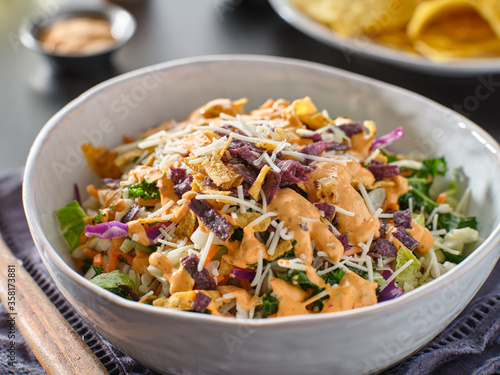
[23,55,500,375]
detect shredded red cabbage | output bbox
[85,221,128,239]
[378,270,404,302]
[73,183,81,205]
[393,208,412,229]
[181,254,217,290]
[187,197,231,241]
[144,222,172,244]
[230,268,256,280]
[370,127,404,151]
[393,227,419,251]
[121,203,140,223]
[367,160,400,181]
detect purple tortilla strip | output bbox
[187,196,231,241]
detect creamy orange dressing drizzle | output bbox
[382,175,409,211]
[217,285,255,311]
[132,250,150,275]
[345,160,375,186]
[321,271,378,313]
[269,278,311,317]
[305,162,380,244]
[268,188,344,265]
[149,252,195,294]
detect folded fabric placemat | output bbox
[0,169,499,375]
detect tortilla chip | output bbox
[407,0,500,59]
[248,165,271,201]
[175,210,197,238]
[234,212,271,232]
[291,0,419,37]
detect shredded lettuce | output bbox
[395,246,421,292]
[55,200,87,251]
[90,270,136,299]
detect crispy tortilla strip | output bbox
[81,143,122,178]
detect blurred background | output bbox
[1,0,499,173]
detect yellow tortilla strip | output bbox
[407,0,500,60]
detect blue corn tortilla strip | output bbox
[187,196,231,241]
[393,227,419,251]
[170,166,194,196]
[300,140,349,157]
[337,122,363,137]
[367,160,400,181]
[191,291,212,312]
[375,238,398,257]
[393,208,412,229]
[276,160,316,186]
[336,233,351,251]
[230,163,259,184]
[263,170,281,203]
[314,202,336,219]
[181,254,217,291]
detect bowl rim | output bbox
[23,54,500,327]
[18,3,136,59]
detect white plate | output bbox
[268,0,500,76]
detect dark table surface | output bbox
[1,0,499,174]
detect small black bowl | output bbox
[19,4,136,75]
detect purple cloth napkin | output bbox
[0,169,499,375]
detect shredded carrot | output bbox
[267,313,278,318]
[204,244,219,267]
[436,192,447,205]
[344,245,363,257]
[82,247,98,259]
[87,184,99,199]
[93,253,105,271]
[107,250,119,272]
[154,283,162,296]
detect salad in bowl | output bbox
[55,96,479,319]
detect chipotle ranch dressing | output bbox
[38,17,115,55]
